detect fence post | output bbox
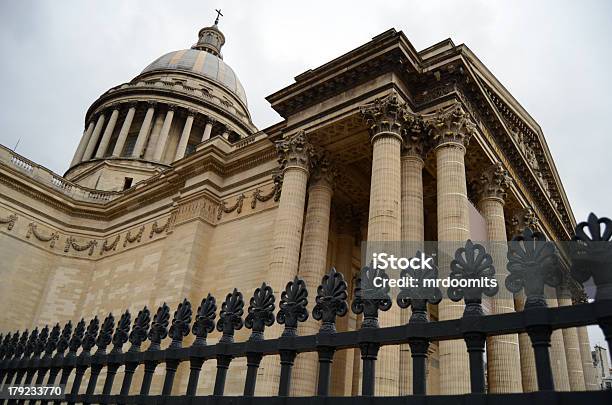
[213,289,244,396]
[68,317,99,405]
[162,299,192,395]
[102,310,131,395]
[187,294,216,396]
[119,306,150,400]
[140,304,170,396]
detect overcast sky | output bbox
[1,1,611,349]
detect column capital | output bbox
[146,100,157,109]
[126,101,139,109]
[166,103,178,112]
[475,162,512,204]
[508,207,539,236]
[206,116,217,125]
[360,91,411,142]
[310,149,337,188]
[401,115,430,159]
[424,103,476,150]
[276,130,313,172]
[186,108,197,117]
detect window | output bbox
[123,177,133,190]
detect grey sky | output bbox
[0,0,610,350]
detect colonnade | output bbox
[70,101,239,167]
[262,92,597,395]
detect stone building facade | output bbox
[0,18,600,395]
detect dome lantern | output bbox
[192,9,226,58]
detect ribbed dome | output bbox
[141,49,247,106]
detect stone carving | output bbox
[275,130,313,171]
[64,236,98,256]
[123,226,144,247]
[474,162,512,203]
[360,91,410,140]
[217,194,245,220]
[250,172,282,209]
[508,207,539,237]
[401,114,431,158]
[149,218,170,238]
[424,102,476,148]
[26,223,59,248]
[100,235,120,255]
[310,149,337,187]
[0,213,17,231]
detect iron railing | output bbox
[0,214,611,404]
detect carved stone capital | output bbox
[310,150,337,188]
[360,92,410,142]
[508,207,539,236]
[146,101,157,109]
[424,103,476,149]
[475,162,512,204]
[126,101,139,109]
[401,115,431,158]
[276,130,313,172]
[206,116,217,125]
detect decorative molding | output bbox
[123,226,145,247]
[149,218,171,239]
[64,236,98,256]
[26,223,59,248]
[310,150,337,188]
[0,213,17,231]
[360,91,410,141]
[250,172,282,209]
[474,162,512,204]
[217,194,245,220]
[100,235,120,255]
[275,130,313,172]
[423,102,476,148]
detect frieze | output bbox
[123,226,145,247]
[217,194,245,220]
[0,213,17,231]
[149,218,171,239]
[26,223,59,248]
[100,235,120,255]
[64,236,97,256]
[250,172,282,209]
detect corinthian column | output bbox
[71,121,95,166]
[475,162,522,393]
[399,115,428,395]
[426,103,475,394]
[360,92,407,395]
[112,102,137,157]
[557,282,586,391]
[509,207,540,392]
[153,105,176,161]
[292,151,336,396]
[82,112,106,161]
[133,102,156,158]
[175,110,195,161]
[95,106,120,158]
[259,130,312,395]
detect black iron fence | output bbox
[0,214,611,404]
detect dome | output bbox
[141,48,248,106]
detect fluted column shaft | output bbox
[133,103,155,158]
[514,295,538,391]
[112,104,136,157]
[577,325,599,390]
[558,293,586,390]
[546,287,571,391]
[292,169,334,396]
[82,113,106,161]
[368,132,402,395]
[332,230,356,396]
[201,119,215,142]
[399,152,424,395]
[95,107,119,158]
[175,112,195,161]
[71,121,95,166]
[476,164,522,393]
[153,107,175,161]
[259,131,312,396]
[436,140,471,394]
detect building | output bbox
[0,15,601,395]
[593,345,612,390]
